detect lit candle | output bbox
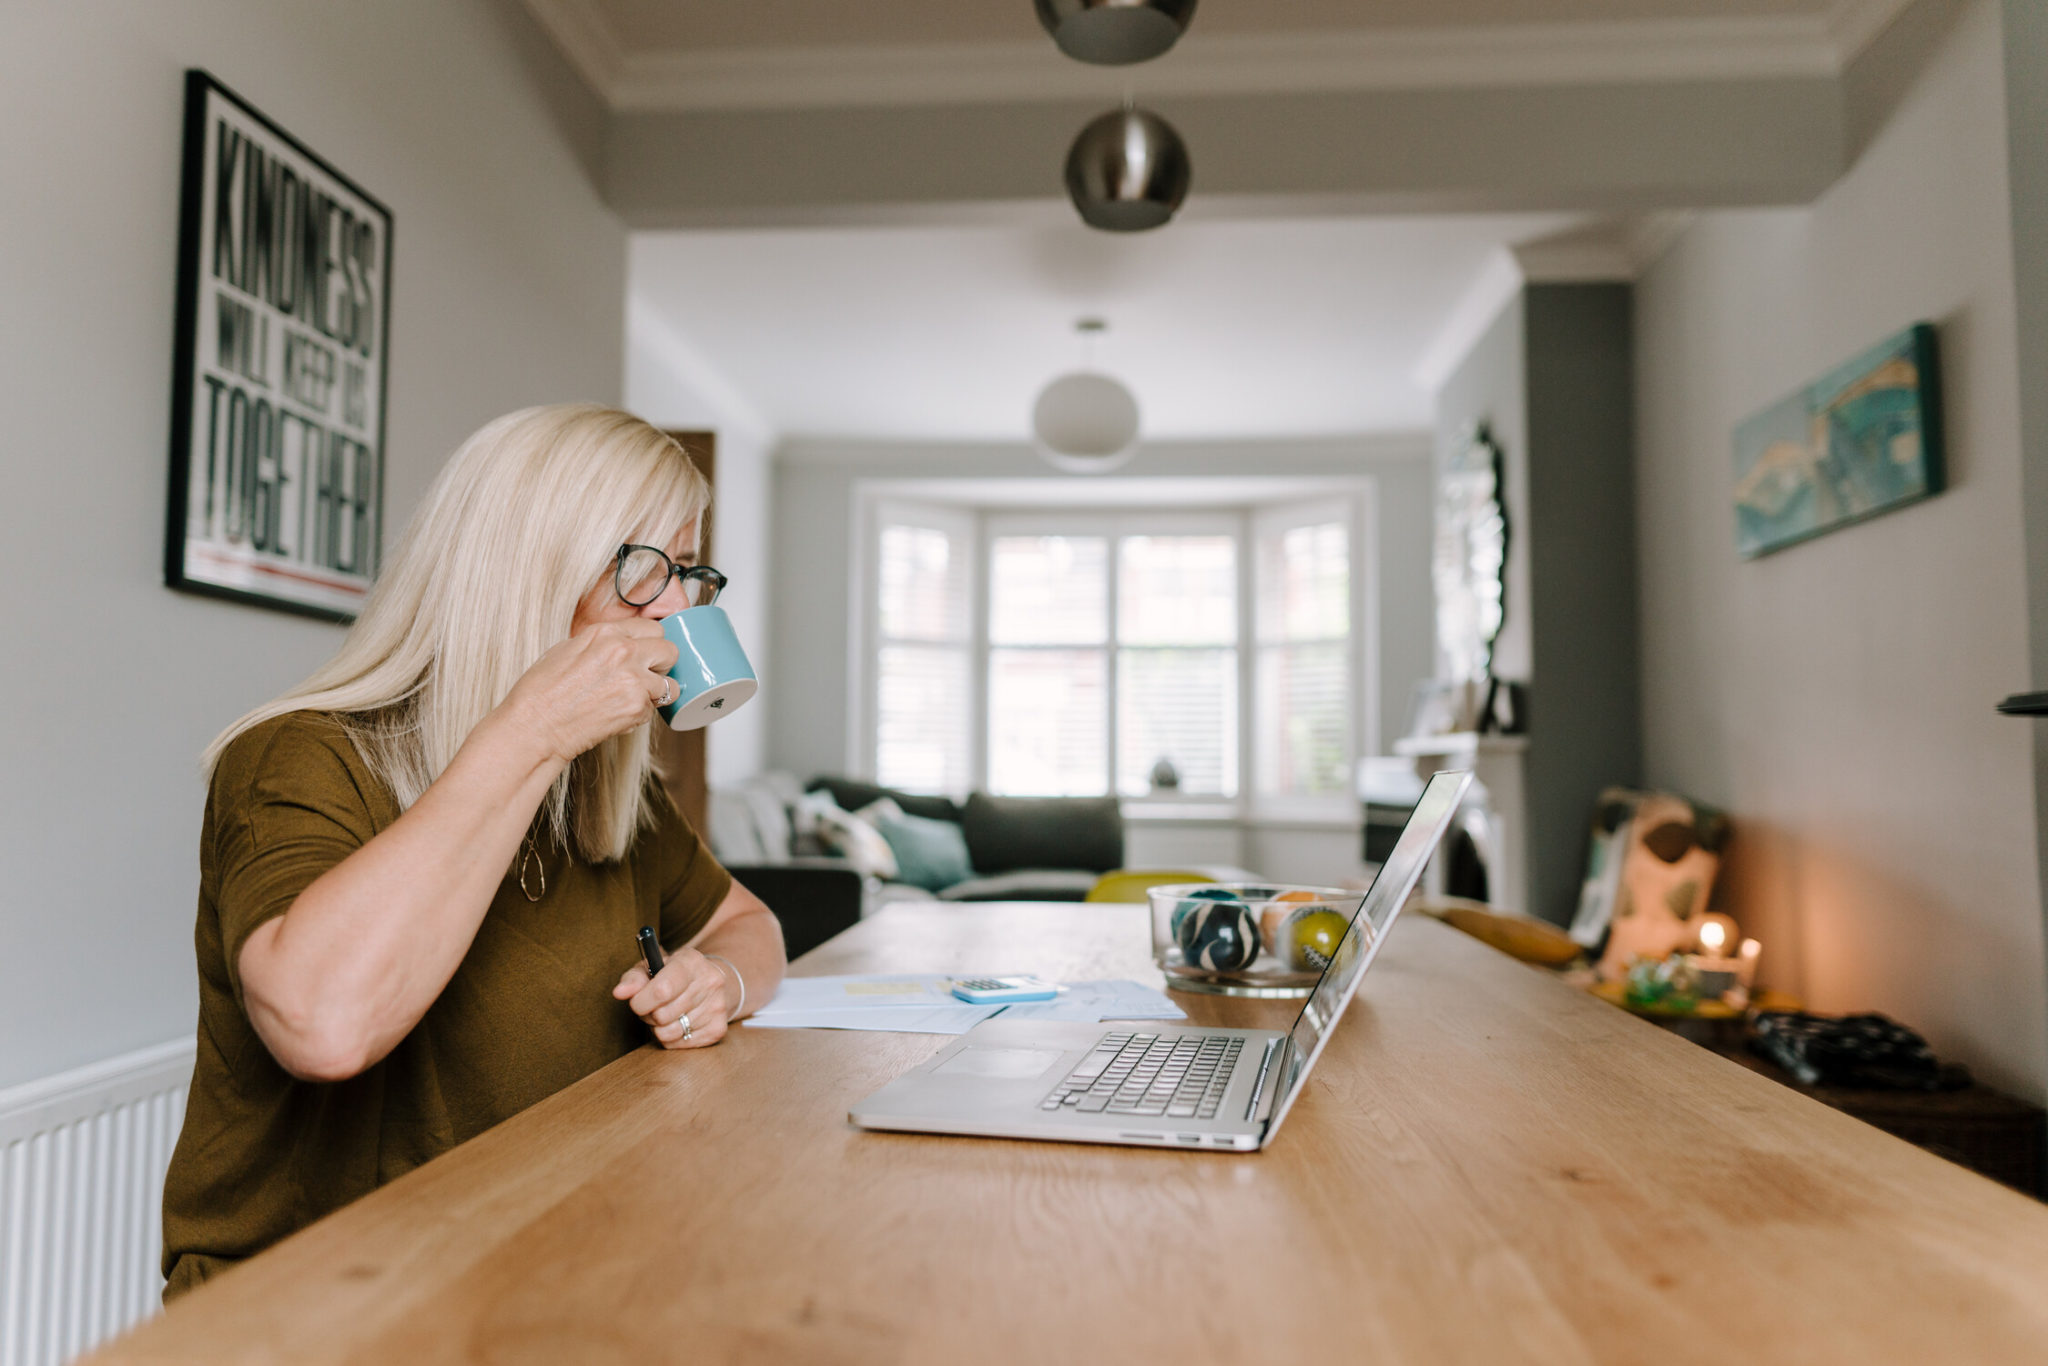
[1695,913,1739,956]
[1736,937,1762,989]
[1688,914,1743,1002]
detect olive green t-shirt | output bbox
[161,712,731,1300]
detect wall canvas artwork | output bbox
[1731,323,1944,559]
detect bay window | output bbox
[861,493,1368,812]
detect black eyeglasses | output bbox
[615,544,727,608]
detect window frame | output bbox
[854,485,1375,819]
[1250,495,1378,822]
[983,509,1245,801]
[853,497,980,788]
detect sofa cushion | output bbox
[960,794,1124,875]
[936,869,1101,902]
[704,788,768,864]
[739,785,794,862]
[860,801,974,892]
[805,795,899,880]
[807,775,962,825]
[706,772,806,864]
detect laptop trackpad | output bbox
[936,1047,1063,1080]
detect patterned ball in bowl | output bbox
[1177,901,1263,971]
[1258,888,1325,954]
[1282,907,1351,971]
[1169,885,1242,942]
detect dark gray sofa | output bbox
[803,776,1125,901]
[707,772,1129,960]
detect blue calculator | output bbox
[950,976,1061,1004]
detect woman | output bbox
[161,404,786,1299]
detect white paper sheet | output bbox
[743,974,1185,1034]
[745,973,1002,1034]
[742,1003,1005,1034]
[752,973,966,1014]
[999,980,1186,1024]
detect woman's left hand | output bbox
[614,947,739,1049]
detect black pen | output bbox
[637,925,665,977]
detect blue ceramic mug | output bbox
[656,605,758,731]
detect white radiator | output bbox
[0,1040,194,1366]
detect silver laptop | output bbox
[850,770,1472,1152]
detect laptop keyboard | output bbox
[1039,1032,1246,1120]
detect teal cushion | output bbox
[872,808,974,891]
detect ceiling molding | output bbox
[1412,248,1524,396]
[523,0,626,95]
[1829,0,1921,60]
[1511,235,1637,284]
[1624,211,1699,274]
[612,19,1838,112]
[1511,211,1701,282]
[1411,211,1700,392]
[527,4,1894,113]
[843,472,1409,508]
[784,432,1433,470]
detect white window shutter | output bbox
[871,503,974,794]
[1253,503,1354,798]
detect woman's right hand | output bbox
[499,619,680,765]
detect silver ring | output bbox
[657,676,676,707]
[676,1011,691,1035]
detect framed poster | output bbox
[165,70,392,621]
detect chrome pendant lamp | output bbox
[1034,0,1198,65]
[1064,105,1190,233]
[1032,318,1140,473]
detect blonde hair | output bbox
[207,404,712,863]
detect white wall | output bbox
[769,436,1436,786]
[1635,0,2046,1099]
[0,0,625,1090]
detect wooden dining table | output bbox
[93,902,2048,1365]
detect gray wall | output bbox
[1434,285,1643,926]
[767,436,1435,784]
[1636,0,2044,1100]
[0,0,626,1091]
[1525,284,1643,930]
[2005,0,2048,1110]
[1432,295,1531,681]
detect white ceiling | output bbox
[629,211,1594,443]
[602,2,1897,444]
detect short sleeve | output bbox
[642,789,733,949]
[208,715,384,1007]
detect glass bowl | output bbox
[1148,883,1355,997]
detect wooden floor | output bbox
[90,904,2048,1365]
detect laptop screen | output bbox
[1266,770,1472,1127]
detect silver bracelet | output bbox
[705,953,745,1017]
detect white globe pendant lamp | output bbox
[1032,319,1140,474]
[1034,0,1198,66]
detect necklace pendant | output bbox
[518,841,545,902]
